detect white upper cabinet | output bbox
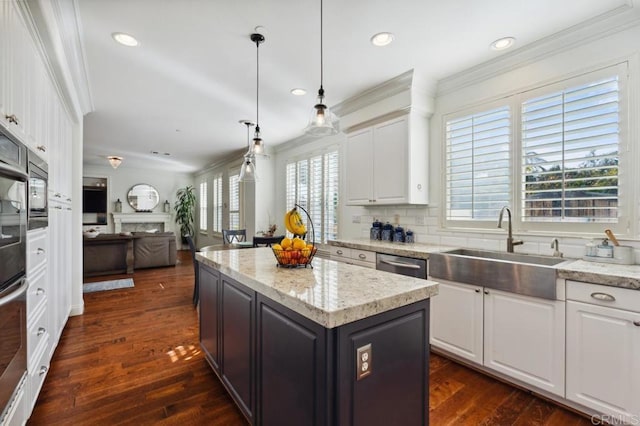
[345,113,428,205]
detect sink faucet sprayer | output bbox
[497,206,523,253]
[551,238,563,258]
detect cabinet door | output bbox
[256,294,327,426]
[221,277,254,421]
[566,301,640,421]
[484,289,565,396]
[429,280,483,365]
[345,128,374,205]
[2,2,28,139]
[199,264,220,372]
[373,117,408,203]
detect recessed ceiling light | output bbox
[112,32,139,47]
[290,88,306,96]
[370,32,395,47]
[490,36,515,51]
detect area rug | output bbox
[83,278,134,293]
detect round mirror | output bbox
[127,184,160,212]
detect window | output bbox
[521,76,619,223]
[445,106,511,222]
[286,149,339,243]
[199,181,207,232]
[212,174,223,233]
[229,172,240,230]
[444,63,626,233]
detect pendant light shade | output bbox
[107,156,123,169]
[239,154,258,182]
[306,0,339,136]
[239,120,258,182]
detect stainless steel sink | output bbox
[429,249,572,300]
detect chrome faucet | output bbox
[497,206,523,253]
[551,238,563,257]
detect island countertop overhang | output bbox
[196,248,439,328]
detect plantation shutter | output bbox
[229,173,240,229]
[199,181,207,231]
[521,76,619,223]
[212,175,222,232]
[284,149,339,243]
[446,106,511,221]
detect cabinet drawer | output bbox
[351,249,375,264]
[567,281,640,313]
[329,246,351,259]
[27,269,47,314]
[27,345,50,415]
[27,230,48,274]
[28,305,49,361]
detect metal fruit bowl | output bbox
[272,246,317,268]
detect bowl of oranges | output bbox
[271,237,317,268]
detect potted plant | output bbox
[174,185,196,242]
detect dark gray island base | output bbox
[196,250,437,426]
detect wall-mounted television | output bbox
[83,187,107,213]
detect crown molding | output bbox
[23,0,94,118]
[332,70,415,117]
[437,4,640,96]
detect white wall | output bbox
[83,164,193,234]
[345,22,640,261]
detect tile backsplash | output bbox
[348,205,640,263]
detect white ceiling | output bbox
[77,0,632,173]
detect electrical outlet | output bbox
[352,215,361,223]
[415,216,425,225]
[356,343,372,380]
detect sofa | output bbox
[132,232,177,269]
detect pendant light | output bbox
[305,0,339,136]
[107,156,123,169]
[251,33,265,155]
[239,120,258,182]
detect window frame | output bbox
[442,62,630,236]
[285,145,340,244]
[198,180,208,234]
[212,173,223,234]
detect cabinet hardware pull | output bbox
[36,288,45,295]
[37,248,45,254]
[358,254,366,259]
[66,198,72,202]
[39,366,48,376]
[380,259,421,269]
[37,145,46,152]
[336,250,343,255]
[66,207,72,211]
[54,205,63,210]
[475,289,481,293]
[590,292,615,302]
[37,327,46,336]
[484,290,489,295]
[55,193,61,198]
[633,321,640,327]
[5,114,19,125]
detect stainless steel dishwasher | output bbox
[376,253,427,279]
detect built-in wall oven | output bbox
[27,151,48,230]
[0,128,28,418]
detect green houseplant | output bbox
[174,185,196,241]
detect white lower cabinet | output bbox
[429,280,483,364]
[328,246,376,269]
[566,281,640,422]
[484,288,565,397]
[430,280,565,397]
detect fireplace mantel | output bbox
[112,212,173,233]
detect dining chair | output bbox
[252,235,285,247]
[222,229,247,244]
[185,234,199,307]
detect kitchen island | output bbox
[196,248,439,426]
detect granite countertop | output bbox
[327,238,453,260]
[329,238,640,291]
[196,248,439,328]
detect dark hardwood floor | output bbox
[28,251,591,425]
